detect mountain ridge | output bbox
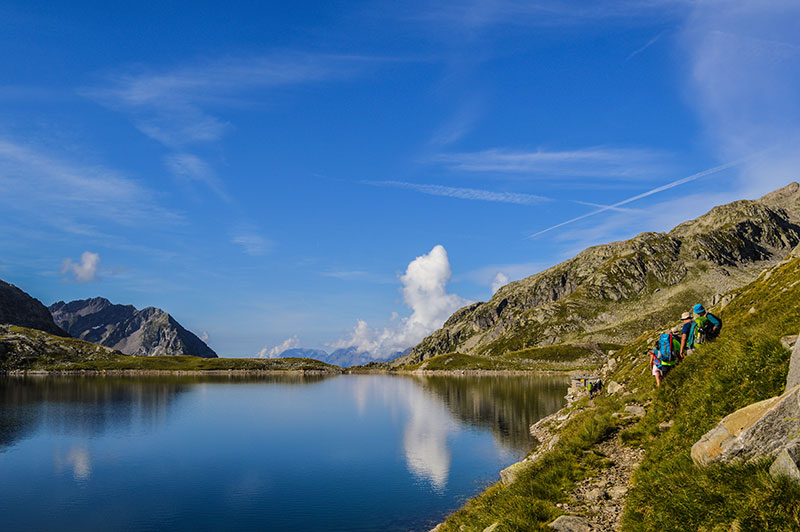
[0,280,69,337]
[395,182,800,366]
[50,297,217,358]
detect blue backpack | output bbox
[657,332,678,365]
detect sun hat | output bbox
[681,311,692,320]
[693,303,706,314]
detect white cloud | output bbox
[333,245,471,359]
[365,181,549,205]
[84,53,381,148]
[258,336,300,359]
[0,139,181,234]
[491,272,509,294]
[353,377,458,491]
[432,147,667,179]
[682,1,800,196]
[402,0,685,33]
[232,233,273,256]
[456,261,546,287]
[61,251,101,283]
[200,331,210,343]
[165,153,231,203]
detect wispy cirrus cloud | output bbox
[398,0,686,33]
[165,152,232,203]
[0,138,181,234]
[83,53,388,148]
[682,1,800,196]
[231,232,273,256]
[432,147,667,179]
[364,180,549,205]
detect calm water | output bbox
[0,374,567,531]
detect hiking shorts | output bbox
[653,365,671,377]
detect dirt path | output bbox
[558,424,645,531]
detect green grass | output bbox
[435,407,617,532]
[402,352,530,371]
[399,343,615,372]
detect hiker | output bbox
[679,311,695,358]
[692,303,722,344]
[650,329,682,387]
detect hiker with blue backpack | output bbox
[650,328,682,387]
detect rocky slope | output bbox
[0,280,69,337]
[397,182,800,366]
[49,297,217,358]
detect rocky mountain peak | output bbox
[0,280,69,337]
[49,298,216,358]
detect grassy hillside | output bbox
[432,250,800,531]
[398,343,621,372]
[0,325,342,373]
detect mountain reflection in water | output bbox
[0,373,567,532]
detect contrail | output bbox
[528,157,751,239]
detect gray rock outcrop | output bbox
[785,330,800,390]
[0,280,68,337]
[769,441,800,481]
[692,384,800,466]
[548,515,590,532]
[49,297,217,357]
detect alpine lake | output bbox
[0,373,568,531]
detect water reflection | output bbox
[412,375,569,450]
[0,374,333,451]
[353,374,568,491]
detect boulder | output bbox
[609,486,628,499]
[548,515,590,532]
[769,441,800,482]
[785,331,800,390]
[500,459,533,485]
[692,384,800,466]
[607,381,624,395]
[625,405,646,417]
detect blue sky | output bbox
[2,1,799,357]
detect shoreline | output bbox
[2,367,588,377]
[1,369,341,377]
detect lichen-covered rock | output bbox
[607,381,624,395]
[785,331,800,390]
[769,441,800,482]
[499,459,534,485]
[548,515,590,532]
[692,384,800,466]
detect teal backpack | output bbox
[656,332,678,365]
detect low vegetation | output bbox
[399,343,617,372]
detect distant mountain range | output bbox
[276,346,412,367]
[49,297,217,358]
[0,280,69,337]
